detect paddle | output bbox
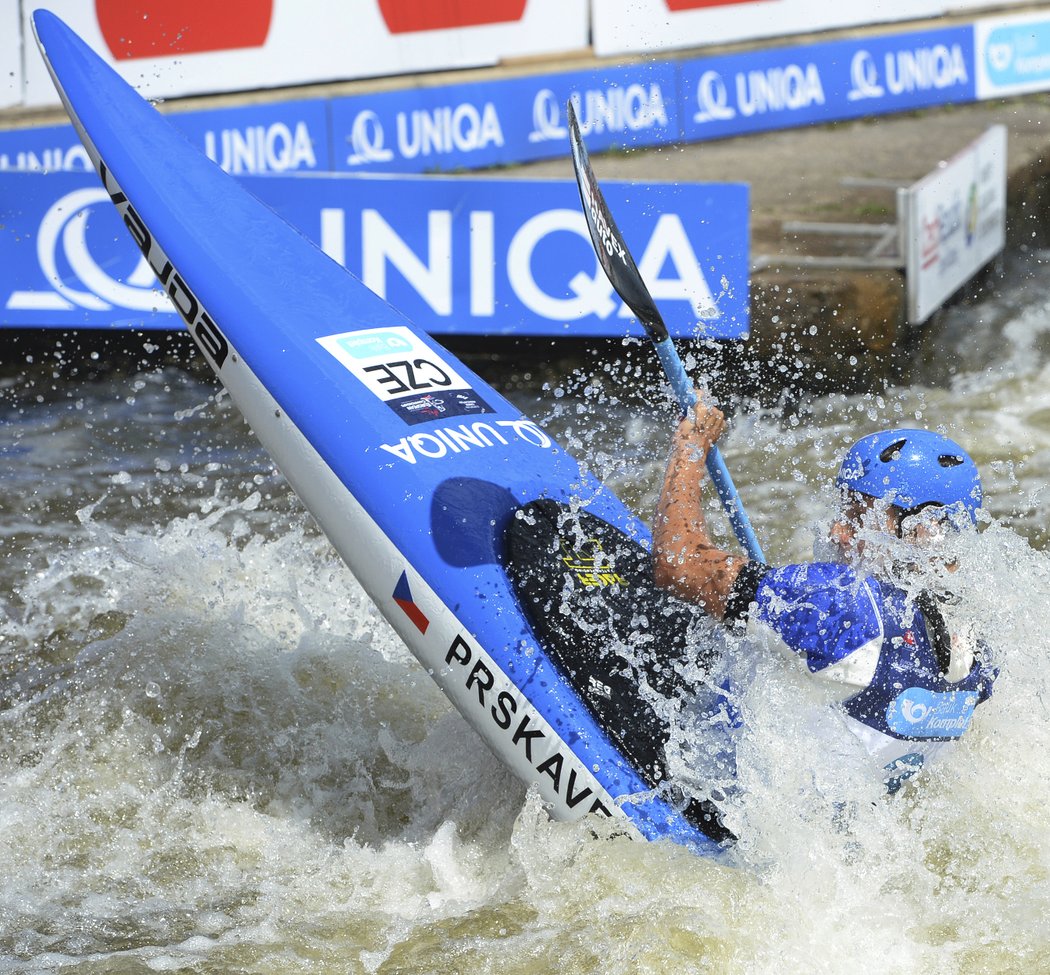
[566,101,765,562]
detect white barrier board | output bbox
[0,1,21,110]
[901,125,1006,323]
[593,0,944,57]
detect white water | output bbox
[3,257,1050,973]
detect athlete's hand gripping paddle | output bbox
[566,101,765,562]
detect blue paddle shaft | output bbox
[564,100,764,564]
[652,338,766,563]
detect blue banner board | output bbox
[329,61,678,173]
[678,25,975,142]
[0,122,94,173]
[0,99,333,175]
[0,171,749,339]
[163,99,333,174]
[2,23,980,180]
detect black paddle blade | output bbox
[566,99,668,342]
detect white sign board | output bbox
[592,0,944,57]
[0,1,22,110]
[948,0,1032,9]
[901,125,1006,324]
[19,0,587,108]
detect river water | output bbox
[3,245,1050,974]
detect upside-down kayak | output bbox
[32,10,730,857]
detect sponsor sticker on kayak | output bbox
[317,325,494,425]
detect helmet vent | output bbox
[938,454,964,468]
[878,439,907,463]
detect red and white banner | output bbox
[10,2,1040,108]
[20,0,587,107]
[591,0,1029,57]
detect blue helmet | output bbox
[836,428,982,524]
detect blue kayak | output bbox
[32,9,731,858]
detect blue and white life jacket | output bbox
[729,561,997,790]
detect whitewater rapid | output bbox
[2,252,1050,973]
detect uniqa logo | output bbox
[529,89,567,143]
[4,188,172,314]
[0,143,91,173]
[847,44,968,102]
[694,70,735,123]
[847,50,885,101]
[529,85,670,144]
[379,419,552,464]
[346,102,504,165]
[348,110,395,165]
[900,698,931,724]
[318,205,721,323]
[694,63,824,121]
[202,121,317,174]
[736,63,825,117]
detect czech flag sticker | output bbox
[393,570,430,634]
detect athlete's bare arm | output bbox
[652,400,748,620]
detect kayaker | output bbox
[653,399,997,792]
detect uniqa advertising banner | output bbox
[901,125,1006,324]
[0,100,334,175]
[2,22,984,178]
[678,24,975,141]
[0,172,750,339]
[330,62,678,174]
[17,0,588,107]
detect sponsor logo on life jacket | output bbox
[886,687,978,738]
